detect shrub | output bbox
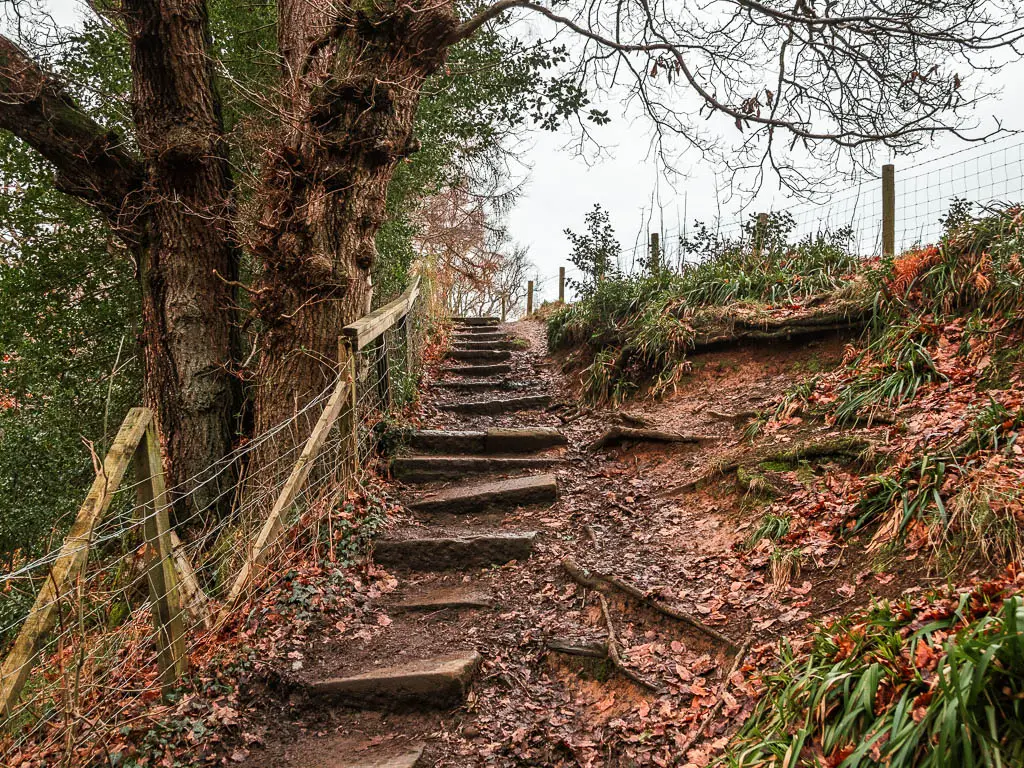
[548,214,861,404]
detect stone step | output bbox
[406,427,566,454]
[454,339,516,350]
[439,394,552,415]
[392,586,493,613]
[442,363,512,377]
[375,532,537,570]
[409,473,558,515]
[431,379,542,393]
[335,744,426,768]
[453,324,501,335]
[452,316,499,325]
[392,455,563,483]
[453,331,506,342]
[445,349,512,362]
[308,652,481,709]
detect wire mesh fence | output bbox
[544,137,1024,303]
[0,274,428,760]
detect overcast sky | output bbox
[506,34,1024,303]
[18,0,1024,305]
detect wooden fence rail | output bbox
[0,275,424,721]
[0,408,185,715]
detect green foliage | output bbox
[833,202,1024,425]
[725,581,1024,767]
[854,400,1024,563]
[679,213,859,306]
[746,513,792,550]
[0,134,139,564]
[548,213,860,404]
[565,203,621,297]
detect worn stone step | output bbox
[432,378,505,391]
[309,652,481,708]
[453,330,506,341]
[440,394,552,415]
[334,744,425,768]
[454,338,516,350]
[441,363,512,377]
[452,316,499,325]
[392,454,563,483]
[409,473,558,515]
[375,532,537,570]
[406,427,566,454]
[432,379,541,393]
[453,324,501,335]
[446,348,512,362]
[392,586,493,613]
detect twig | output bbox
[597,594,662,693]
[677,638,753,756]
[706,409,758,423]
[562,557,738,648]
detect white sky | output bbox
[21,0,1024,305]
[509,48,1024,304]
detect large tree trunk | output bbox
[0,25,241,523]
[250,0,456,447]
[124,0,242,520]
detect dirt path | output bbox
[243,319,864,767]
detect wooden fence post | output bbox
[527,280,534,316]
[650,232,660,272]
[397,314,413,381]
[558,267,565,302]
[133,421,188,699]
[882,163,896,257]
[754,213,768,258]
[375,333,392,411]
[338,338,358,481]
[0,408,151,718]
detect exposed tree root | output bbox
[616,411,656,428]
[685,300,871,352]
[562,557,738,648]
[598,593,663,692]
[677,638,753,756]
[658,436,876,498]
[546,639,609,658]
[589,426,710,451]
[706,409,758,424]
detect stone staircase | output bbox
[298,316,563,767]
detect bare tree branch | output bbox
[0,34,144,230]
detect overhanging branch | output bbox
[0,35,144,231]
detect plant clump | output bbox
[725,567,1024,768]
[549,211,864,405]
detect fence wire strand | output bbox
[1,278,427,761]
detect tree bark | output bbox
[250,0,456,451]
[0,25,241,521]
[122,0,243,520]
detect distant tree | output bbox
[565,204,621,296]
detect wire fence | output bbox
[541,137,1024,303]
[0,275,429,762]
